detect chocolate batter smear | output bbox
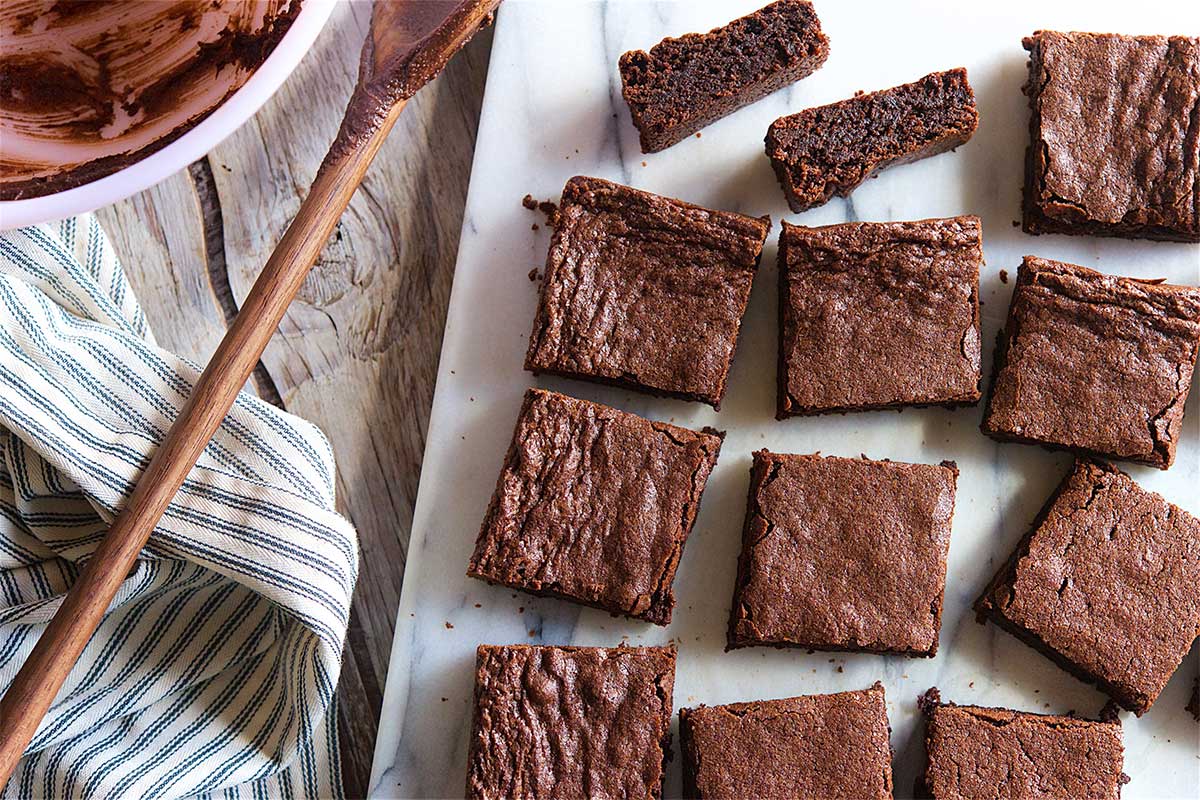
[0,0,303,200]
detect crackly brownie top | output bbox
[467,645,676,800]
[732,451,956,654]
[468,389,721,623]
[1025,31,1200,236]
[921,689,1125,800]
[779,217,981,414]
[985,256,1200,467]
[619,1,829,125]
[681,684,893,800]
[525,176,770,406]
[980,459,1200,713]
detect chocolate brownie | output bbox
[765,69,978,212]
[729,451,957,655]
[680,683,893,800]
[524,176,771,409]
[467,388,722,625]
[466,644,676,800]
[982,256,1200,469]
[976,459,1200,715]
[619,0,830,153]
[917,688,1126,799]
[1022,32,1200,242]
[777,217,982,418]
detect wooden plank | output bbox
[205,3,493,796]
[96,172,229,366]
[96,3,492,794]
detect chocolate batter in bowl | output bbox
[0,0,332,220]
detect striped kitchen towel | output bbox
[0,215,358,799]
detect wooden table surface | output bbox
[95,5,494,796]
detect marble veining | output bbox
[369,1,1200,797]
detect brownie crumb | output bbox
[1188,678,1199,722]
[527,269,539,282]
[522,195,560,227]
[1099,700,1122,723]
[531,223,539,231]
[918,687,943,716]
[445,621,454,629]
[538,202,558,223]
[999,269,1008,283]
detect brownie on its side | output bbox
[619,0,830,153]
[982,256,1200,469]
[765,69,978,212]
[729,451,957,656]
[975,459,1200,715]
[777,217,982,418]
[1022,32,1200,242]
[466,645,676,800]
[524,176,771,409]
[918,688,1126,800]
[467,388,722,625]
[680,683,894,800]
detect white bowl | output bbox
[0,0,336,231]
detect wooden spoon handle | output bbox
[0,100,405,779]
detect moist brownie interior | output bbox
[918,688,1127,799]
[680,683,894,800]
[468,388,722,625]
[777,216,982,418]
[619,0,830,153]
[729,451,957,656]
[524,176,771,409]
[765,68,978,212]
[1022,31,1200,242]
[466,644,676,800]
[982,256,1200,469]
[975,459,1200,715]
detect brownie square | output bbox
[1022,32,1200,242]
[729,451,957,655]
[918,688,1126,800]
[619,0,830,153]
[467,388,722,625]
[976,458,1200,715]
[777,217,982,418]
[466,644,676,800]
[525,177,770,409]
[680,683,894,800]
[765,69,978,212]
[982,256,1200,469]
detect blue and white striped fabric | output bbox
[0,215,358,799]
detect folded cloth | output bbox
[0,215,358,799]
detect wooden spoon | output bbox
[0,0,500,779]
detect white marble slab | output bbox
[369,1,1200,796]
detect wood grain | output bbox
[98,2,493,795]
